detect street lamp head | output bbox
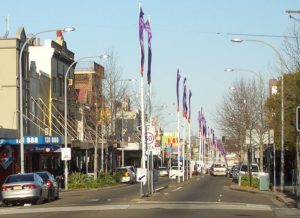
[129,78,137,82]
[99,54,110,59]
[231,38,243,43]
[63,27,76,32]
[224,68,234,72]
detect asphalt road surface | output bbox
[1,175,300,218]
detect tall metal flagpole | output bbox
[198,122,201,173]
[188,122,191,179]
[140,30,146,169]
[177,111,180,183]
[182,121,185,182]
[203,134,206,168]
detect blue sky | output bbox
[1,0,299,137]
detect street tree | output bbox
[215,77,267,168]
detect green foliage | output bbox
[265,69,300,151]
[240,174,259,189]
[68,172,121,190]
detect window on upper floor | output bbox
[52,77,57,94]
[59,77,63,97]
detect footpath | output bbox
[230,184,300,208]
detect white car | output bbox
[239,163,260,177]
[210,162,227,176]
[158,167,169,177]
[169,166,183,179]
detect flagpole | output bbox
[139,3,146,170]
[177,111,181,183]
[199,134,201,171]
[200,133,204,167]
[203,134,206,169]
[182,120,185,182]
[189,122,191,179]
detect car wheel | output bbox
[55,189,59,200]
[2,200,9,207]
[34,192,43,205]
[45,190,51,202]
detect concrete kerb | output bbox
[230,184,300,208]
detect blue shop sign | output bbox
[27,144,61,152]
[0,136,62,146]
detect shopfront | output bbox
[0,136,62,183]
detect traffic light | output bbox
[296,106,300,131]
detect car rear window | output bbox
[251,165,259,172]
[116,168,127,174]
[214,164,225,167]
[241,165,248,171]
[6,174,34,183]
[36,173,49,181]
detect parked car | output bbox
[115,167,136,184]
[169,166,184,179]
[239,163,260,177]
[230,165,241,183]
[210,162,227,176]
[1,173,48,206]
[158,167,169,177]
[35,171,59,201]
[124,166,137,175]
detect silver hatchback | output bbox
[1,173,48,206]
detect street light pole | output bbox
[18,27,75,174]
[64,54,109,190]
[231,38,285,192]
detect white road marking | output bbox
[85,198,100,202]
[155,187,165,192]
[172,187,182,192]
[0,202,273,215]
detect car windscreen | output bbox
[6,174,34,183]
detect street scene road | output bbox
[1,175,299,218]
[1,1,300,218]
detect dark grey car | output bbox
[36,171,59,201]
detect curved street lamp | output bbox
[231,38,285,192]
[19,27,75,174]
[64,54,109,190]
[224,68,261,80]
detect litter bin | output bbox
[259,173,269,191]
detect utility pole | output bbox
[94,102,98,180]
